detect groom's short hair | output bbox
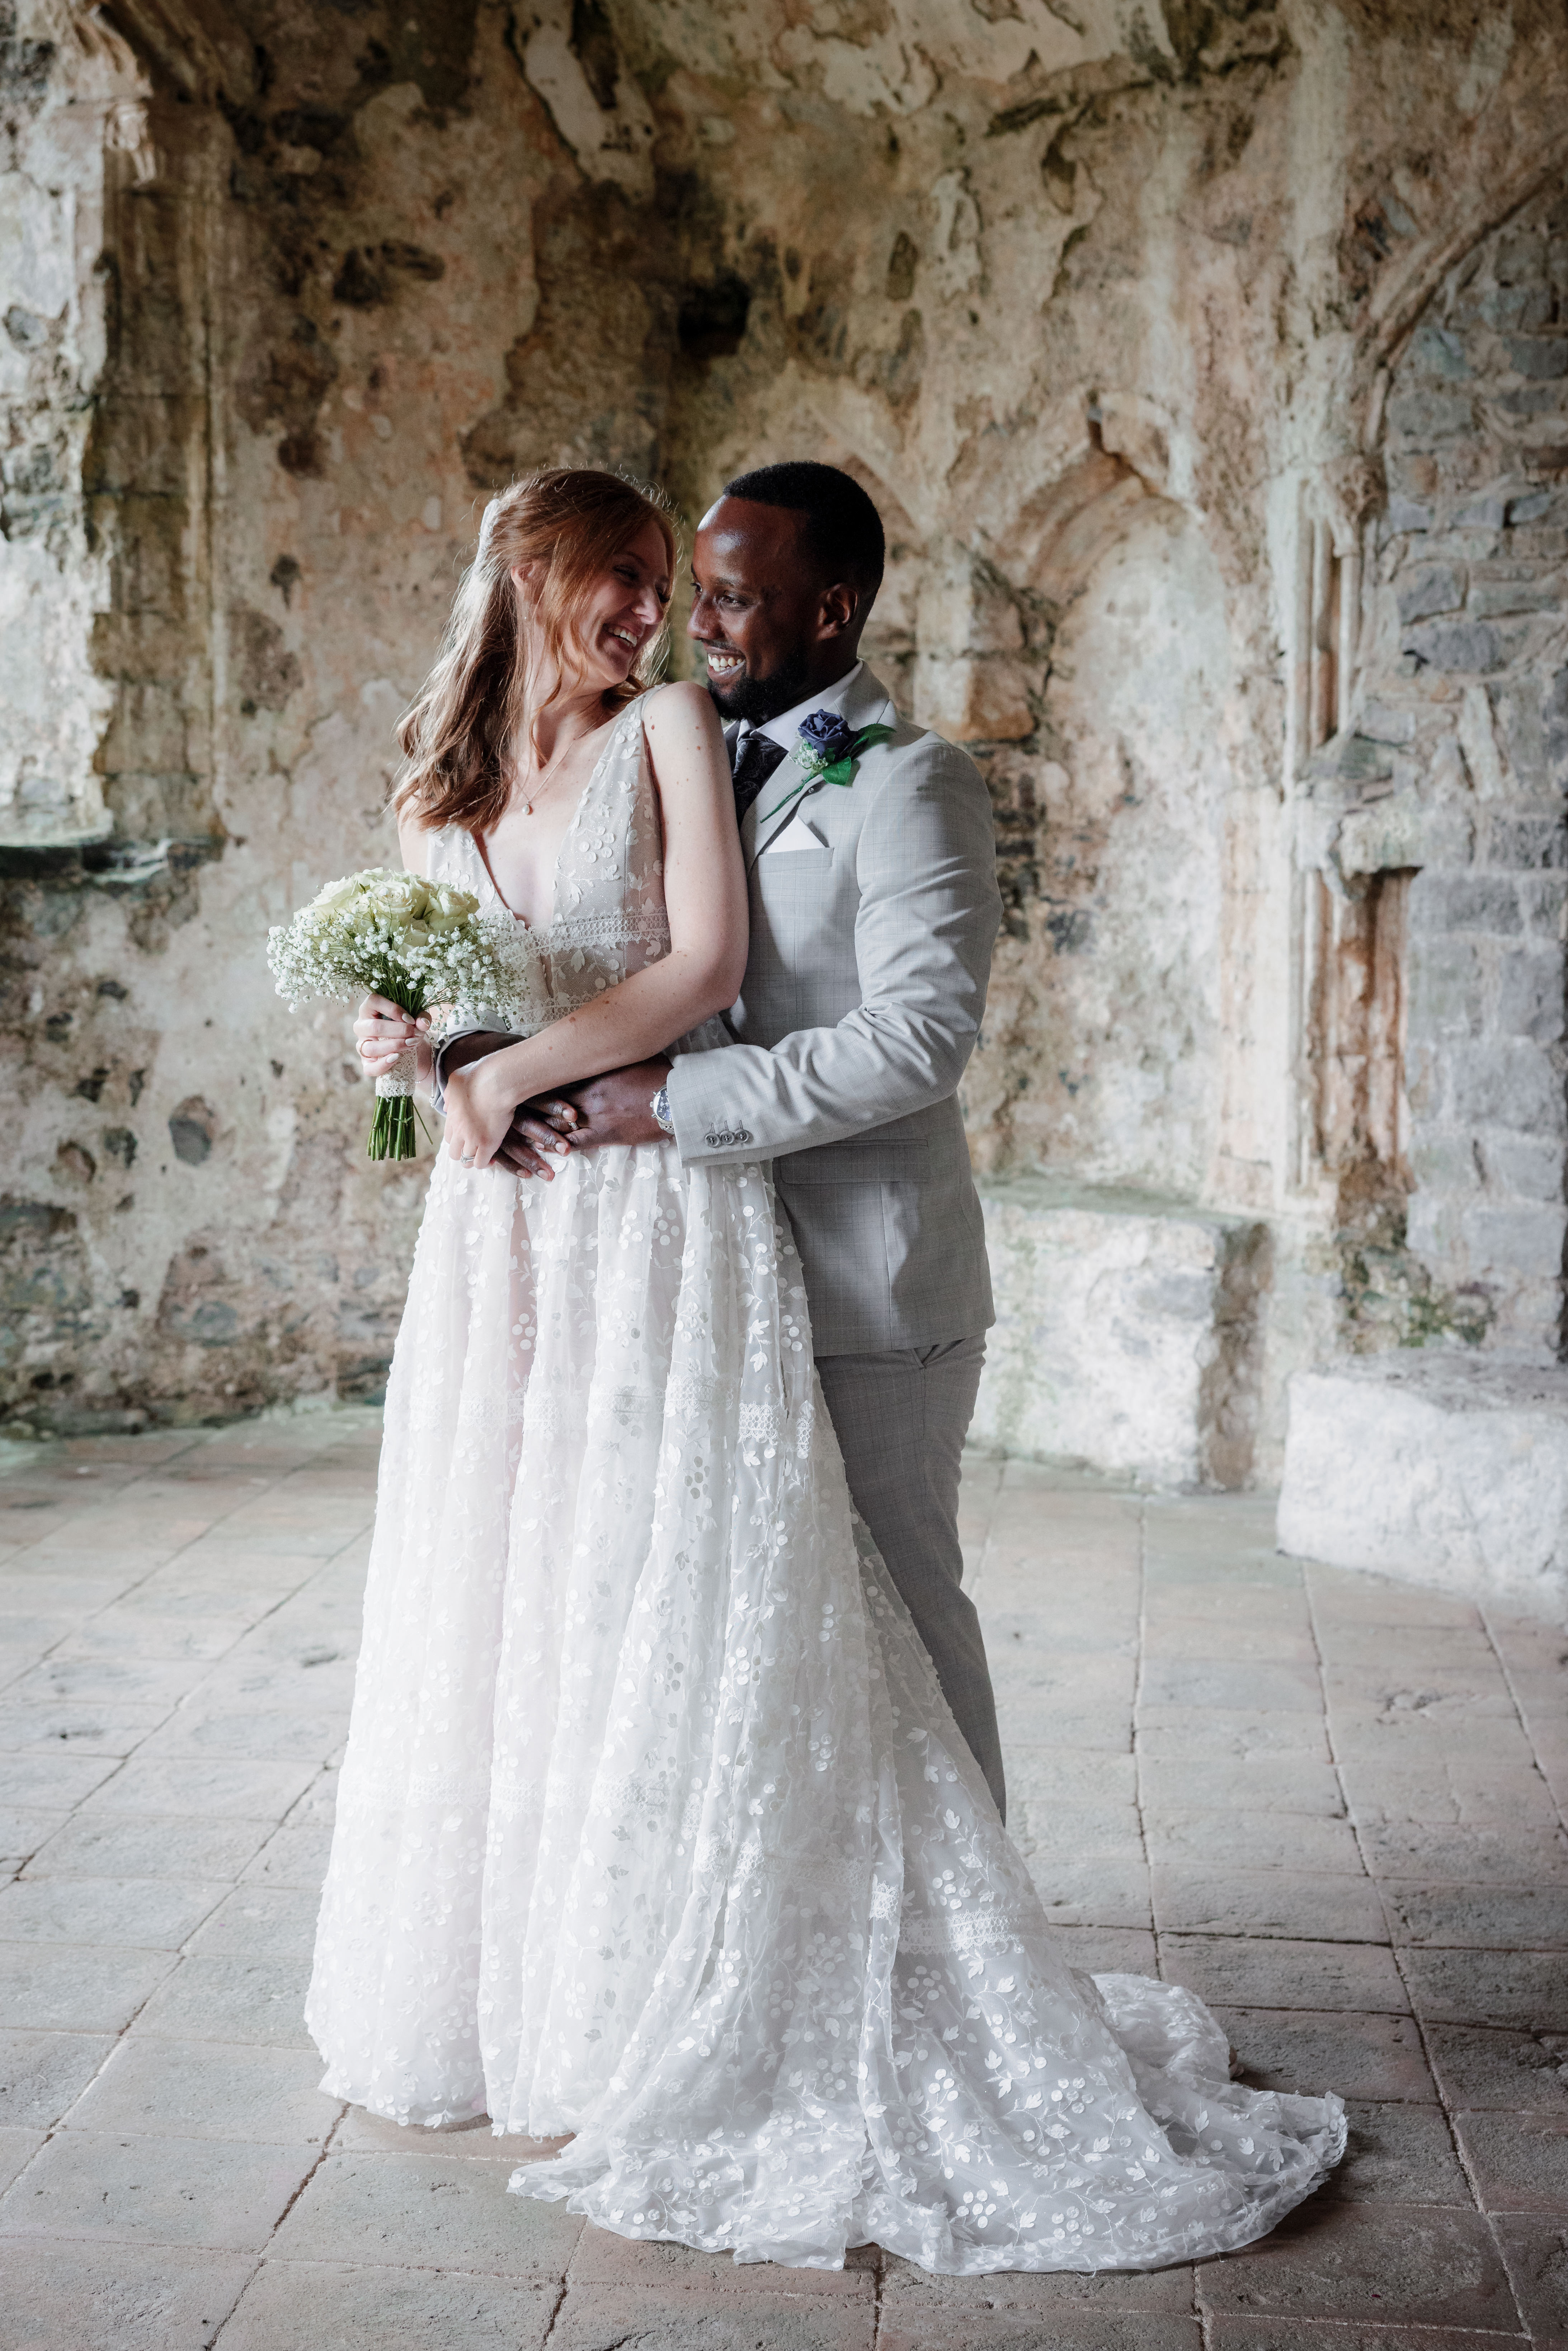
[722,461,885,597]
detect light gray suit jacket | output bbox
[667,665,1000,1356]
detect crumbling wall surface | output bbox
[1337,181,1568,1358]
[2,0,1567,1440]
[631,0,1568,1398]
[0,1,119,853]
[1,0,631,1432]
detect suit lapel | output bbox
[834,665,898,739]
[748,669,898,864]
[751,774,817,863]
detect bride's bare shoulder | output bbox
[396,805,436,878]
[641,679,716,733]
[640,683,725,800]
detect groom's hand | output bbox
[545,1056,674,1151]
[492,1094,581,1179]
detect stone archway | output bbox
[939,423,1271,1489]
[942,413,1239,1205]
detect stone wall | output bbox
[2,0,1566,1478]
[1305,179,1568,1359]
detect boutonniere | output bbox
[761,709,895,822]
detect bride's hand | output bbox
[354,994,432,1083]
[442,1056,519,1172]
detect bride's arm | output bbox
[442,682,745,1170]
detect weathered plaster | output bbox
[1,0,1565,1476]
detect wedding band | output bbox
[460,1153,476,1166]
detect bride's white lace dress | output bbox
[306,693,1344,2272]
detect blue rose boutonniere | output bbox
[761,708,896,822]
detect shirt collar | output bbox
[745,661,866,757]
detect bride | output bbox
[305,465,1344,2273]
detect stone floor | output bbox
[0,1413,1565,2350]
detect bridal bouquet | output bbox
[267,870,506,1160]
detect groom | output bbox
[512,463,1008,1817]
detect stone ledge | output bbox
[972,1177,1269,1490]
[1277,1354,1568,1622]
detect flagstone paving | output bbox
[0,1413,1565,2349]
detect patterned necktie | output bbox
[731,728,788,823]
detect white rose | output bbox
[367,873,430,923]
[311,873,370,914]
[422,881,477,932]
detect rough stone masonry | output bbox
[1,1,1565,1490]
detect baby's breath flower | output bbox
[267,869,503,1160]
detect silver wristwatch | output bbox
[650,1083,674,1136]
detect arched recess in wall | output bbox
[0,1,246,872]
[956,422,1237,1203]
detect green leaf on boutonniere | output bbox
[762,721,897,821]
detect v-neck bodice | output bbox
[428,694,670,1040]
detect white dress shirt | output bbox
[732,660,866,771]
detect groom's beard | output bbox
[702,645,811,727]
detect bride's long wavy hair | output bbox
[392,468,678,835]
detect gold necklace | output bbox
[512,702,607,814]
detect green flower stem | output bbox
[368,1092,418,1161]
[364,985,432,1162]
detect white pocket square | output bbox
[764,816,829,854]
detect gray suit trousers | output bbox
[815,1336,1006,1823]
